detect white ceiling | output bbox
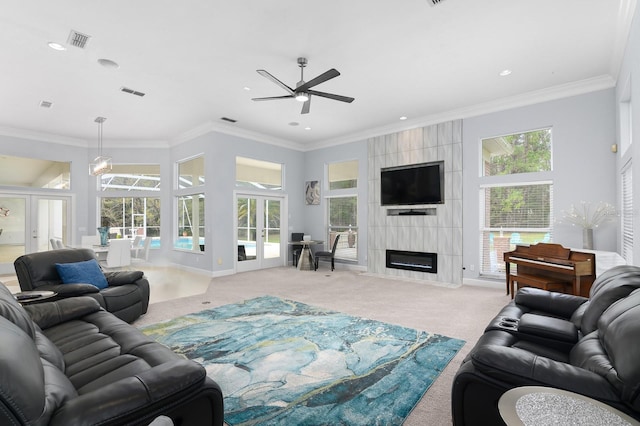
[0,0,636,151]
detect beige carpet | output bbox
[135,267,510,425]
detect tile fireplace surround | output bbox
[367,120,463,285]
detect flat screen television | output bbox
[380,161,444,206]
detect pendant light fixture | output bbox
[89,116,112,176]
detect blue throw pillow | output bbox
[55,259,108,290]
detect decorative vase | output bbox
[97,226,110,246]
[582,228,593,250]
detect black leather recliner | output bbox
[452,265,640,425]
[0,280,223,425]
[14,248,149,323]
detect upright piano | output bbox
[503,243,596,298]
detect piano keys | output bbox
[504,242,596,298]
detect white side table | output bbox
[498,386,639,425]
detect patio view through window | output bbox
[99,164,161,250]
[326,160,359,261]
[175,156,205,251]
[100,197,161,242]
[480,128,553,277]
[176,194,205,252]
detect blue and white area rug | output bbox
[141,296,465,425]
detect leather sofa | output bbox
[14,248,149,323]
[0,280,224,425]
[452,265,640,425]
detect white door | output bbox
[0,194,71,274]
[236,194,284,272]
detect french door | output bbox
[0,194,72,274]
[236,194,284,272]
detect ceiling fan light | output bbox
[295,92,309,102]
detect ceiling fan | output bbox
[252,57,354,114]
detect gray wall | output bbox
[169,131,305,273]
[463,89,618,280]
[0,135,91,247]
[302,140,369,267]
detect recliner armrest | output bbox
[48,360,214,426]
[515,287,588,318]
[24,297,102,329]
[34,283,100,297]
[470,345,620,402]
[518,313,579,344]
[104,270,144,286]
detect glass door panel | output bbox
[0,196,27,274]
[237,194,283,271]
[262,198,281,264]
[0,194,70,274]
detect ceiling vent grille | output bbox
[429,0,445,5]
[39,100,53,108]
[67,30,91,48]
[221,117,237,123]
[120,87,146,97]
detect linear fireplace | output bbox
[386,250,437,274]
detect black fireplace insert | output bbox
[386,250,437,273]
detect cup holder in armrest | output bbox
[498,317,519,330]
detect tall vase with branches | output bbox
[560,201,616,249]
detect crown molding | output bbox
[170,120,305,151]
[306,74,618,151]
[0,126,87,147]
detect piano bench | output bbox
[509,273,570,299]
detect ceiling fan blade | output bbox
[257,70,294,95]
[296,68,340,92]
[307,89,354,103]
[252,95,294,101]
[301,96,311,114]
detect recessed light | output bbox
[243,87,251,91]
[48,42,66,51]
[98,58,120,69]
[304,127,312,130]
[499,69,512,77]
[399,116,408,120]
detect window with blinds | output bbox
[621,163,633,263]
[328,160,358,190]
[479,127,553,278]
[326,160,359,261]
[480,183,553,277]
[327,196,358,261]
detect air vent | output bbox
[39,100,53,108]
[67,30,91,48]
[120,87,146,97]
[429,0,445,4]
[221,117,237,123]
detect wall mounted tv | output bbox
[380,161,444,206]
